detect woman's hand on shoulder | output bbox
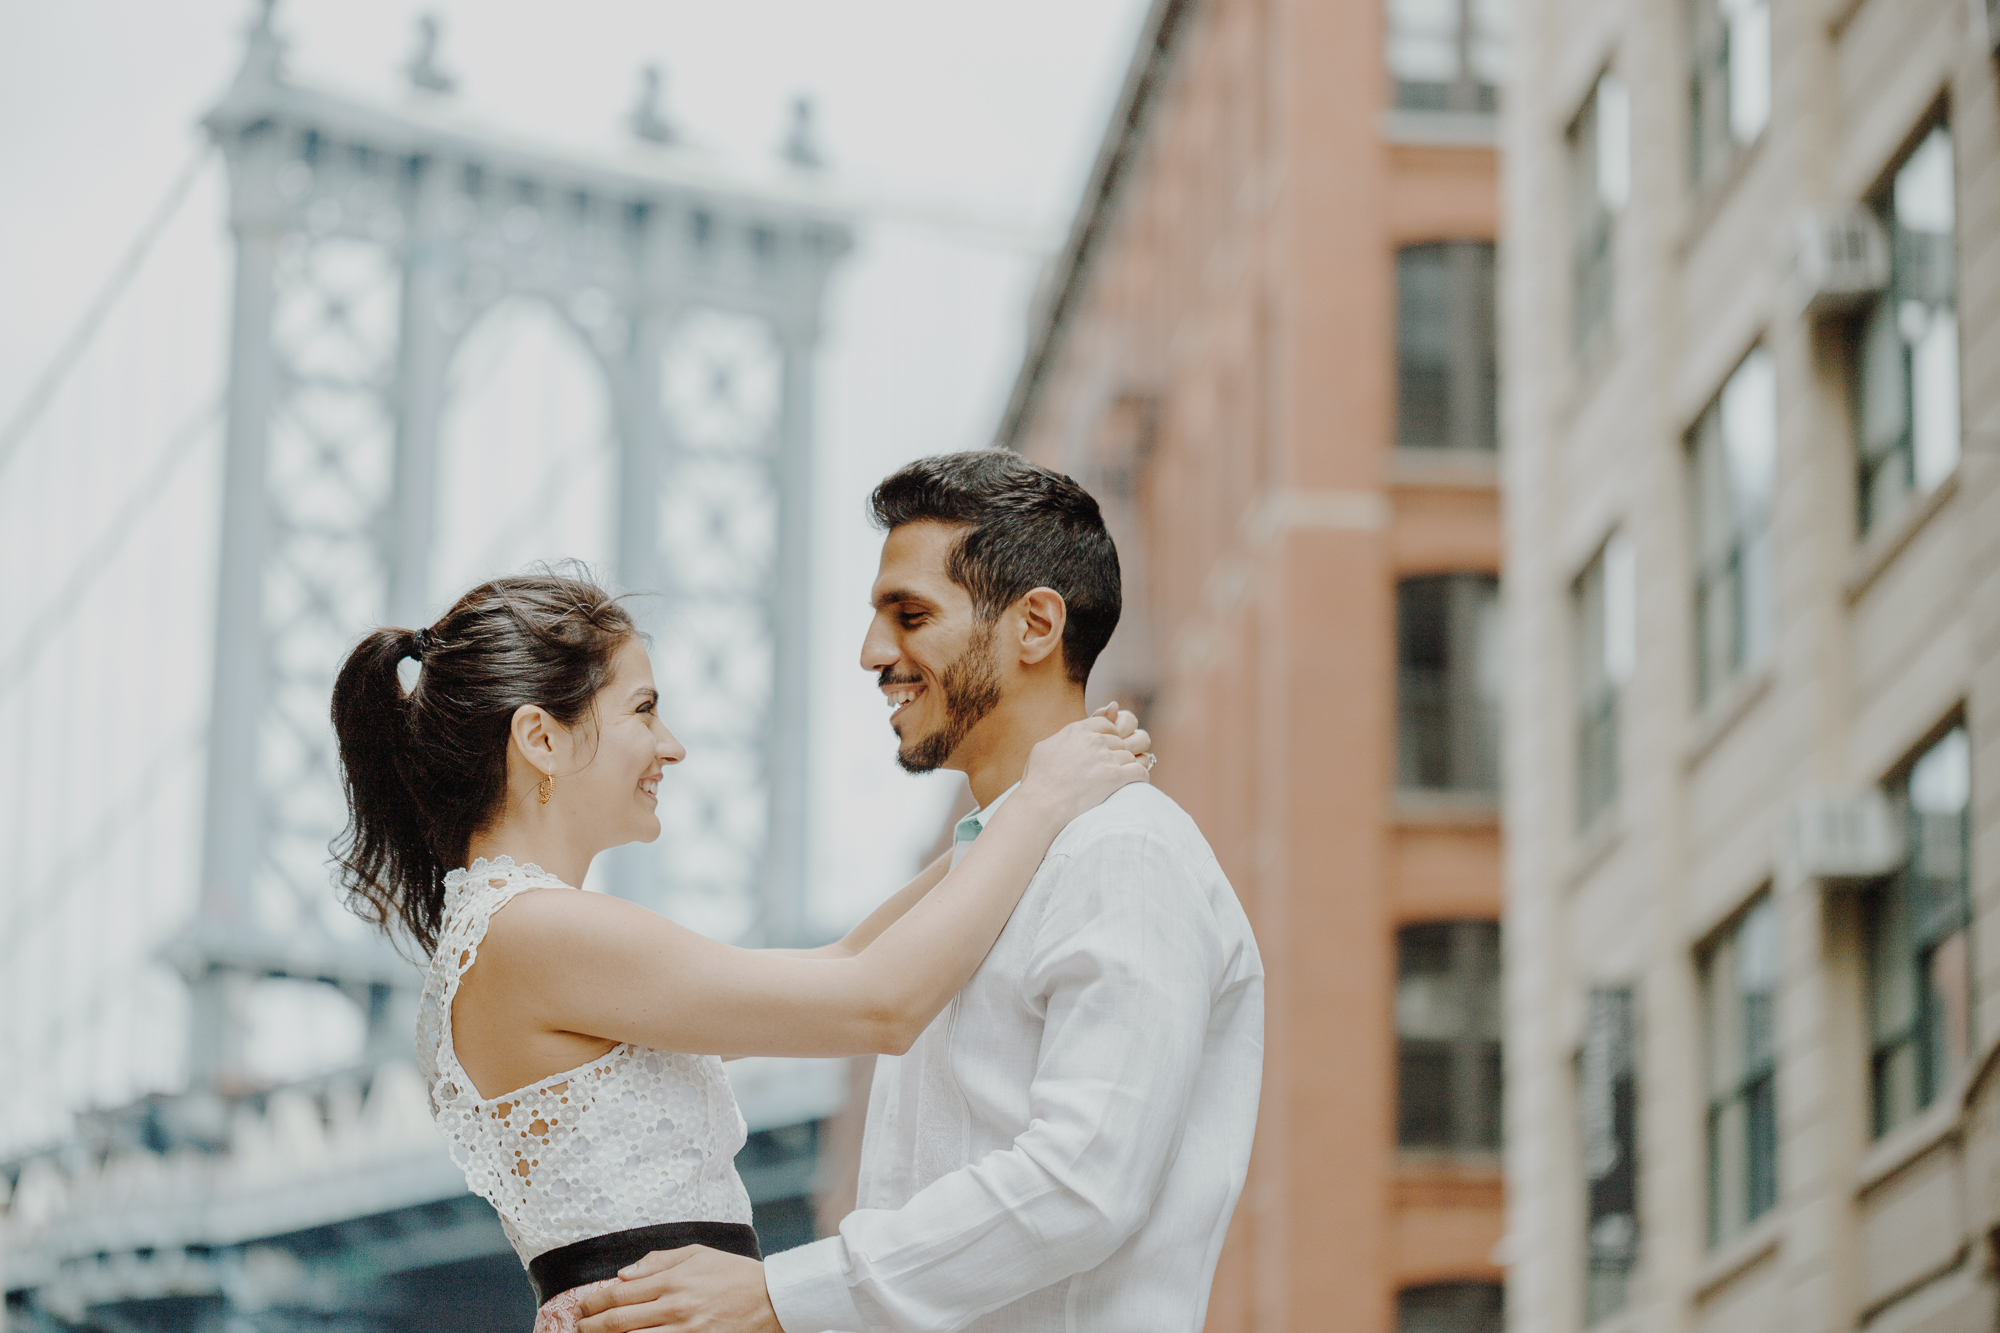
[1016,701,1153,826]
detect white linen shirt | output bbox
[763,783,1264,1333]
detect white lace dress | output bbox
[415,857,754,1309]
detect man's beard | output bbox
[895,622,1002,774]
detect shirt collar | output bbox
[953,781,1021,844]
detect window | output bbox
[1689,346,1776,704]
[1398,574,1502,793]
[1573,535,1634,830]
[1398,242,1498,453]
[1702,894,1778,1246]
[1689,0,1771,187]
[1399,1282,1504,1333]
[1386,0,1507,113]
[1869,726,1972,1136]
[1854,124,1959,536]
[1569,73,1630,358]
[1581,988,1637,1323]
[1397,921,1503,1152]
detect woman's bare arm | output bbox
[475,786,1082,1061]
[758,852,950,961]
[765,707,1144,962]
[456,717,1148,1087]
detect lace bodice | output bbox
[415,857,752,1265]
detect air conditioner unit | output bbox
[1785,206,1890,317]
[1787,790,1903,882]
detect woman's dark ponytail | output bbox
[329,572,636,955]
[330,627,440,950]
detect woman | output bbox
[328,572,1150,1329]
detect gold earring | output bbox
[538,772,555,805]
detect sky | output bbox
[0,0,1148,1144]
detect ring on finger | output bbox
[1144,753,1158,769]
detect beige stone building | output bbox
[1500,0,2000,1327]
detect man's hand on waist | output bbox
[575,1245,782,1333]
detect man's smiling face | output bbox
[860,520,1003,773]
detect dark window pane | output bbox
[1851,126,1958,537]
[1397,575,1501,792]
[1687,350,1776,704]
[1399,244,1453,447]
[1399,1042,1456,1146]
[1572,539,1629,828]
[1399,1282,1504,1333]
[1569,79,1620,357]
[1868,728,1972,1136]
[1577,698,1618,828]
[1744,1073,1777,1222]
[1400,921,1456,982]
[1397,242,1498,451]
[1474,1040,1504,1148]
[1398,922,1502,1151]
[1703,895,1780,1245]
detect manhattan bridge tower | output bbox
[1,6,850,1328]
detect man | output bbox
[580,451,1263,1332]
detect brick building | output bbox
[1499,0,2000,1326]
[996,0,1510,1327]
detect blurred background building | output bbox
[6,0,1997,1327]
[997,0,1507,1329]
[1500,0,1998,1329]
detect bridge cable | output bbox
[0,146,218,484]
[0,397,222,701]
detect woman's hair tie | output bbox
[410,627,431,661]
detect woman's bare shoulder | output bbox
[478,885,660,956]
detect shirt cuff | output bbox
[763,1236,868,1333]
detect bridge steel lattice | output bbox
[1,7,851,1329]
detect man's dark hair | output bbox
[870,451,1121,686]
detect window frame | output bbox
[1851,117,1960,538]
[1396,920,1504,1154]
[1700,893,1779,1248]
[1573,535,1632,831]
[1568,72,1627,361]
[1385,0,1504,115]
[1581,986,1639,1324]
[1396,572,1503,794]
[1396,240,1499,454]
[1866,724,1973,1137]
[1688,0,1771,189]
[1687,345,1777,705]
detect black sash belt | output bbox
[529,1220,763,1305]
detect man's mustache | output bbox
[877,668,922,689]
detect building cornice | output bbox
[991,0,1197,452]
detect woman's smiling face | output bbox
[558,636,685,851]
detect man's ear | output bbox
[1013,587,1068,669]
